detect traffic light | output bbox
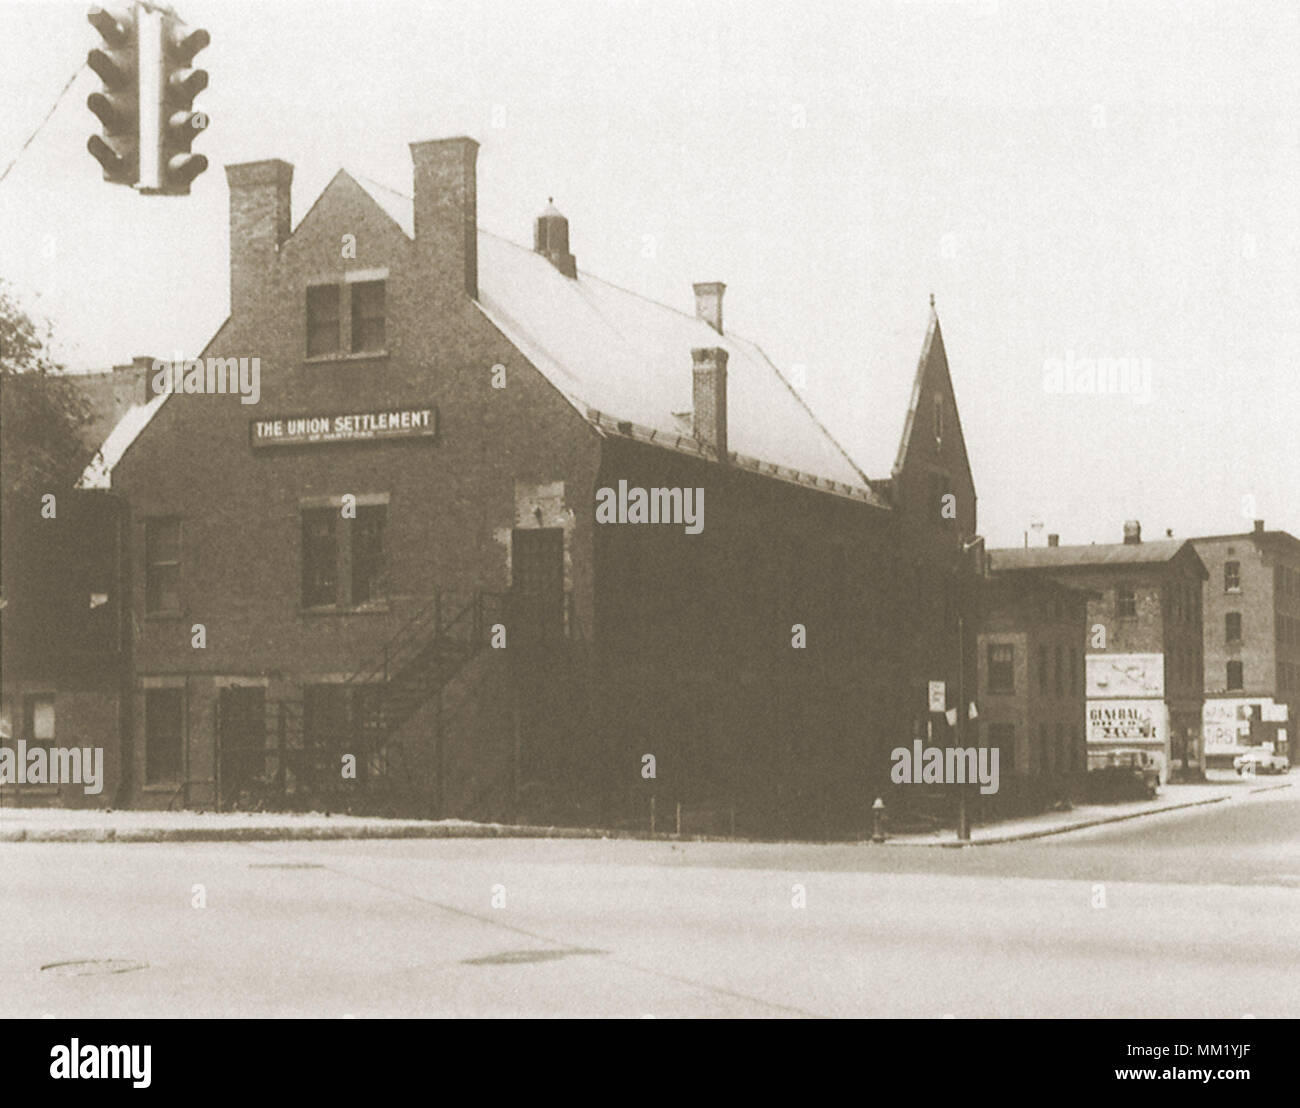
[86,6,139,185]
[85,3,211,196]
[151,10,210,195]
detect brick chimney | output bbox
[111,355,155,409]
[693,282,725,333]
[1254,519,1265,534]
[1123,520,1142,545]
[691,347,729,459]
[409,136,479,301]
[225,159,293,317]
[534,199,576,278]
[1047,533,1059,547]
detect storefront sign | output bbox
[1203,697,1286,755]
[1088,700,1165,744]
[250,406,437,448]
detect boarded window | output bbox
[1225,611,1242,643]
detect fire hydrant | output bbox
[871,797,886,843]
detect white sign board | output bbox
[1203,697,1278,755]
[1087,653,1165,699]
[1088,700,1165,745]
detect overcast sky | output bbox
[2,0,1296,548]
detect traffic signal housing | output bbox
[86,6,139,185]
[151,10,210,195]
[85,3,211,196]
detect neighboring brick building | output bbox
[976,570,1093,813]
[1190,522,1300,766]
[0,490,130,807]
[73,135,979,835]
[988,523,1207,782]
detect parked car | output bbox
[1086,749,1161,799]
[1233,749,1290,776]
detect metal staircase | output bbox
[215,587,502,813]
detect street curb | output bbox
[0,822,750,845]
[883,783,1294,848]
[1,781,1289,845]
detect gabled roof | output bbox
[350,175,882,503]
[78,168,912,508]
[989,539,1206,575]
[76,390,168,490]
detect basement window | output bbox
[351,280,386,353]
[307,283,342,357]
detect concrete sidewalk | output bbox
[0,807,624,843]
[880,778,1293,847]
[1,777,1290,844]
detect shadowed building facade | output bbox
[68,135,978,834]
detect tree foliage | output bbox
[0,280,93,498]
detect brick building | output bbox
[67,135,979,834]
[1190,522,1300,766]
[976,570,1093,813]
[0,490,129,806]
[988,522,1207,782]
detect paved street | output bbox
[2,784,1297,1018]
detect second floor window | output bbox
[1225,561,1241,592]
[145,517,181,613]
[988,643,1014,692]
[351,280,385,353]
[1227,660,1244,690]
[301,502,388,609]
[1226,612,1242,643]
[351,505,387,604]
[1117,585,1137,619]
[301,509,339,608]
[307,283,341,357]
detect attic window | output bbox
[351,280,386,353]
[307,284,341,357]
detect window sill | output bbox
[303,350,390,365]
[300,602,391,617]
